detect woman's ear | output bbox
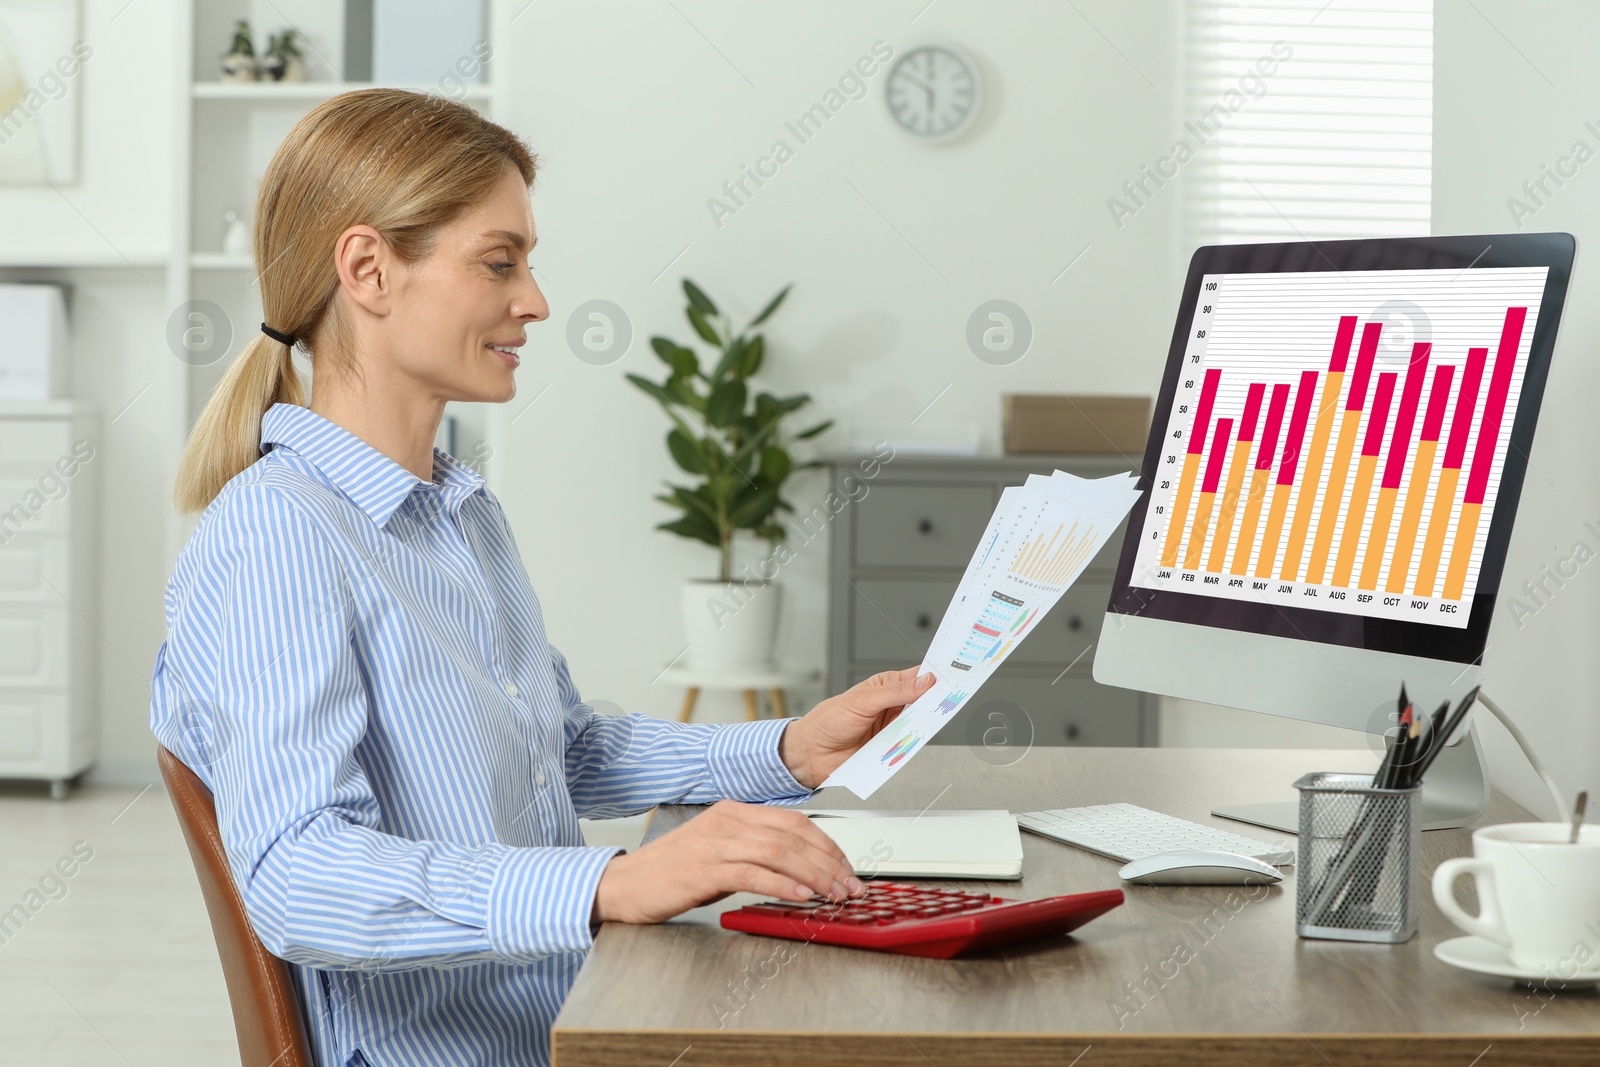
[333,224,392,319]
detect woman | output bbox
[149,89,933,1067]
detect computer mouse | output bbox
[1118,849,1283,886]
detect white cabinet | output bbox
[0,402,98,797]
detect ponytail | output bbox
[172,335,305,514]
[170,88,536,514]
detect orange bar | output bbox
[1162,453,1201,568]
[1255,485,1293,580]
[1443,501,1483,601]
[1336,369,1399,588]
[1022,525,1063,576]
[1385,439,1438,594]
[1359,486,1400,590]
[1414,465,1461,597]
[1305,407,1363,585]
[1280,371,1344,581]
[1332,453,1379,587]
[1208,440,1255,572]
[1230,469,1271,575]
[1186,493,1218,570]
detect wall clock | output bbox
[884,44,982,141]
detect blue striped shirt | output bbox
[149,402,812,1067]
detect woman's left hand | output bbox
[779,667,936,788]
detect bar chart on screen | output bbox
[1134,266,1550,627]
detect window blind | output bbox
[1184,0,1432,247]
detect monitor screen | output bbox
[1107,234,1575,665]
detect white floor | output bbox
[0,781,648,1066]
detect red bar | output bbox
[1256,383,1290,470]
[1420,364,1455,442]
[1189,368,1223,456]
[1465,307,1528,505]
[1346,321,1383,410]
[1328,315,1358,373]
[1238,383,1266,442]
[1202,418,1233,493]
[1443,347,1488,470]
[1362,373,1398,456]
[1277,371,1319,485]
[1381,343,1431,490]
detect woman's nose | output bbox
[515,271,549,323]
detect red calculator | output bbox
[720,882,1124,959]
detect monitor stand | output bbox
[1211,721,1491,834]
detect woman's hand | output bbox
[778,667,936,789]
[591,800,863,925]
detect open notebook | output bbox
[801,809,1024,881]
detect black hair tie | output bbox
[261,323,297,346]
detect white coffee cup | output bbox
[1433,822,1600,975]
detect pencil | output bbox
[1411,686,1480,784]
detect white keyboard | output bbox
[1015,803,1295,866]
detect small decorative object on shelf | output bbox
[219,19,257,82]
[262,29,307,82]
[221,208,250,257]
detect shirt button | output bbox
[534,767,547,787]
[503,681,519,699]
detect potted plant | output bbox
[219,19,256,82]
[262,29,307,82]
[628,280,831,670]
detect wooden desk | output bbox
[553,747,1598,1066]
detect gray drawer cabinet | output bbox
[826,453,1156,751]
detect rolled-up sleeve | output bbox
[150,483,618,970]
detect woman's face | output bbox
[384,165,548,404]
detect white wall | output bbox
[0,0,173,263]
[1426,0,1600,818]
[488,0,1186,724]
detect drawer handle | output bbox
[1067,615,1083,632]
[1065,723,1081,741]
[915,613,932,630]
[916,519,933,535]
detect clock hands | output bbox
[896,71,938,119]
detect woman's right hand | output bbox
[592,799,864,925]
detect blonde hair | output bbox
[172,89,536,514]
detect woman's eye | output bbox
[489,261,515,275]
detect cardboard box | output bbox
[0,284,68,401]
[1003,394,1151,454]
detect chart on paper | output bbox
[1131,267,1549,627]
[822,472,1142,799]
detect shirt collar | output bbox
[259,403,486,528]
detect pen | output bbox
[1373,687,1408,789]
[1410,685,1480,784]
[1402,713,1422,787]
[1380,702,1413,790]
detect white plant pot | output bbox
[681,579,781,671]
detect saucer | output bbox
[1434,936,1600,987]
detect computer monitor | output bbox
[1094,232,1575,833]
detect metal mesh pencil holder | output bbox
[1293,771,1421,943]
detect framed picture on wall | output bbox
[0,0,84,185]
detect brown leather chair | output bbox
[158,746,314,1067]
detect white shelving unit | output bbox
[168,0,507,549]
[0,402,100,798]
